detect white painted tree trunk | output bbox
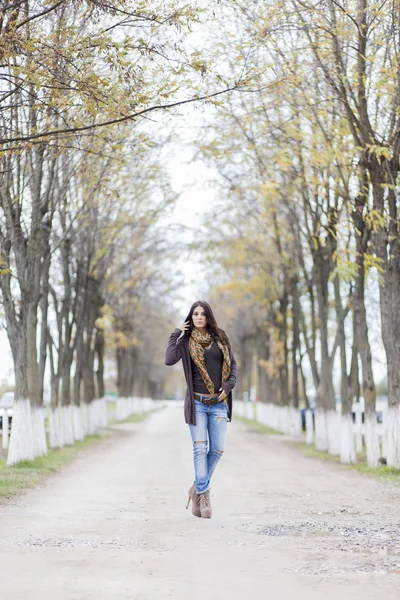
[58,407,65,448]
[61,405,75,445]
[82,403,89,436]
[386,405,400,468]
[328,410,340,455]
[87,401,97,435]
[73,405,84,442]
[364,413,380,467]
[7,399,35,466]
[94,399,101,430]
[32,406,47,458]
[340,414,356,464]
[327,410,341,456]
[49,407,63,449]
[315,408,329,452]
[305,410,314,444]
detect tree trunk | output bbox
[95,328,105,399]
[314,263,335,451]
[48,330,63,449]
[352,185,379,466]
[117,346,136,397]
[333,275,355,463]
[312,207,337,452]
[291,280,301,409]
[39,252,51,404]
[256,325,271,404]
[278,293,290,406]
[237,336,253,400]
[370,160,400,466]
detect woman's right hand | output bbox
[177,320,190,338]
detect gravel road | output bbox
[1,402,400,599]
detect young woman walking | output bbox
[165,300,238,519]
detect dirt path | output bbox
[1,403,399,599]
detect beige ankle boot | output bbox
[198,490,212,519]
[186,483,201,518]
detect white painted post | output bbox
[305,410,314,444]
[354,404,363,454]
[2,408,9,450]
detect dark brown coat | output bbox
[165,328,239,425]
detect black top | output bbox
[165,329,239,425]
[191,341,223,394]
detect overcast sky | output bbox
[159,105,219,316]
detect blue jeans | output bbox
[189,399,228,494]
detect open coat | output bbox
[165,328,239,425]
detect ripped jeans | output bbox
[189,399,228,494]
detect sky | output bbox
[159,106,219,316]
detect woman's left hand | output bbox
[218,387,227,401]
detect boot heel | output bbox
[186,493,191,510]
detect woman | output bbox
[165,300,238,519]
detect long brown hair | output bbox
[183,301,231,347]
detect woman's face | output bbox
[192,305,207,330]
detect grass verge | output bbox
[297,441,400,484]
[236,416,282,436]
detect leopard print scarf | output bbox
[189,327,231,395]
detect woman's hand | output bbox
[179,320,190,333]
[177,320,190,339]
[218,387,227,401]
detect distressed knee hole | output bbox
[217,450,224,454]
[194,441,207,444]
[217,417,227,421]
